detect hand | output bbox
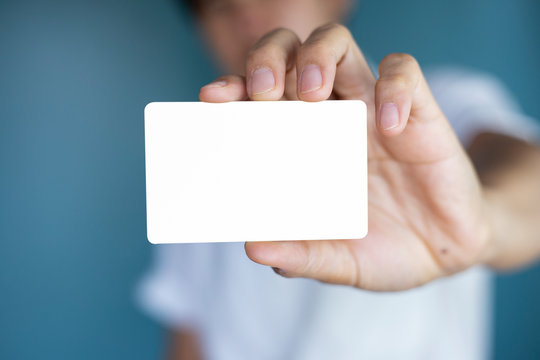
[199,24,492,291]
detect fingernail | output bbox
[299,64,323,93]
[379,103,400,130]
[272,267,288,276]
[250,67,275,95]
[202,80,228,89]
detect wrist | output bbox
[468,133,540,270]
[479,184,539,270]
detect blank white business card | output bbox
[145,100,367,244]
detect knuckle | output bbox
[222,74,244,85]
[254,27,294,47]
[246,45,280,66]
[306,22,351,46]
[380,53,419,70]
[246,28,300,66]
[269,27,298,39]
[251,27,300,49]
[396,52,416,63]
[387,74,409,86]
[253,42,282,57]
[245,49,261,67]
[299,39,328,59]
[315,22,351,38]
[299,242,318,274]
[301,23,353,62]
[376,74,409,93]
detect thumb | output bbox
[244,240,360,286]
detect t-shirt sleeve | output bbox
[136,243,216,329]
[426,67,540,146]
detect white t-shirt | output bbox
[137,68,539,360]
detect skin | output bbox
[168,328,204,360]
[172,0,540,358]
[196,0,350,73]
[202,25,490,290]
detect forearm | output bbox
[468,132,540,270]
[168,328,204,360]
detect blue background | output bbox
[1,0,539,358]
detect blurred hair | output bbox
[179,0,200,12]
